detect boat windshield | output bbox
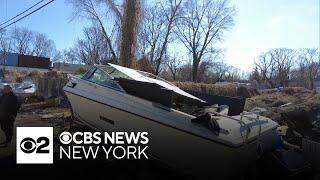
[100,65,133,80]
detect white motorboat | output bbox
[63,63,280,179]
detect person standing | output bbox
[0,85,20,148]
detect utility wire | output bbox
[0,0,45,27]
[0,0,55,31]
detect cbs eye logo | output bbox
[20,137,50,154]
[16,127,53,164]
[59,131,72,144]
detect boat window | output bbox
[100,65,132,80]
[82,67,96,80]
[87,68,123,91]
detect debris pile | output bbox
[245,87,320,142]
[16,97,71,137]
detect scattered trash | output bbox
[40,112,71,119]
[245,87,320,143]
[277,126,289,136]
[279,102,292,108]
[217,105,229,115]
[20,97,61,111]
[0,72,36,98]
[251,107,267,114]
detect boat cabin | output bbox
[80,63,206,114]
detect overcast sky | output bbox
[0,0,319,72]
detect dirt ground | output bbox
[0,106,71,159]
[0,94,319,179]
[0,103,186,179]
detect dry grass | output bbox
[245,91,297,110]
[4,68,70,81]
[28,70,42,77]
[4,69,26,78]
[173,82,237,97]
[3,69,43,82]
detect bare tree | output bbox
[137,55,153,73]
[211,61,230,82]
[272,48,295,87]
[0,30,11,53]
[251,48,319,89]
[9,27,56,58]
[11,27,33,55]
[138,4,165,72]
[254,48,295,88]
[225,66,240,82]
[103,0,123,22]
[51,50,63,63]
[77,26,111,64]
[178,63,193,81]
[155,0,182,74]
[296,48,320,89]
[0,30,12,65]
[70,0,142,67]
[175,0,235,81]
[197,61,214,82]
[63,48,79,64]
[68,0,118,61]
[166,54,182,80]
[31,32,55,57]
[139,0,182,74]
[254,52,276,88]
[102,0,144,67]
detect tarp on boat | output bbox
[108,63,205,103]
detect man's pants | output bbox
[1,120,14,144]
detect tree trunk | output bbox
[267,79,275,88]
[192,57,200,82]
[309,76,314,89]
[155,61,161,75]
[97,18,117,61]
[119,0,141,68]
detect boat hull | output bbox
[65,91,259,179]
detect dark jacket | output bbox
[0,92,20,124]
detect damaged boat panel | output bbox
[0,71,36,97]
[107,63,205,103]
[215,113,279,145]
